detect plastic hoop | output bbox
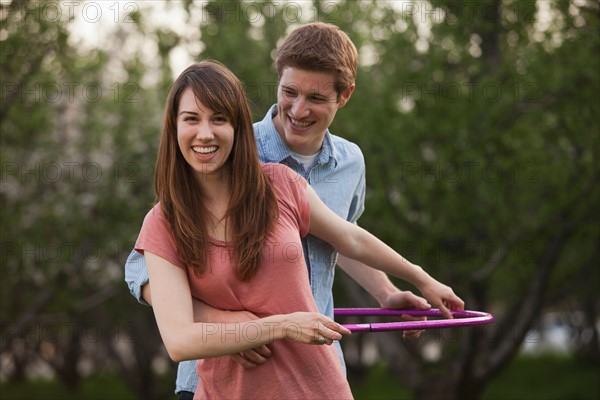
[334,308,494,332]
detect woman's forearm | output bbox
[163,312,349,362]
[164,316,286,362]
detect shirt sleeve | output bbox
[347,164,366,224]
[123,249,150,306]
[134,205,186,271]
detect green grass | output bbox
[1,355,598,400]
[0,372,138,400]
[482,354,600,400]
[349,364,411,399]
[347,355,600,400]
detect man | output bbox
[125,22,430,400]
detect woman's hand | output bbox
[280,312,351,345]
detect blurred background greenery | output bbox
[1,0,598,399]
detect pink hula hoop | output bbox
[334,308,494,332]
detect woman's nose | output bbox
[196,122,214,141]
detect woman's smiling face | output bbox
[177,88,234,182]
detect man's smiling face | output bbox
[274,67,354,156]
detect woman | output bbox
[135,60,464,399]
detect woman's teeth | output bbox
[193,146,217,154]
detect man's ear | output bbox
[338,84,355,108]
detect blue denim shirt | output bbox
[124,105,366,394]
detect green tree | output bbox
[1,1,173,397]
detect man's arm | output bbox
[337,160,431,337]
[337,254,430,339]
[337,254,428,308]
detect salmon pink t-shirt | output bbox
[135,163,353,400]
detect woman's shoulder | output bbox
[140,203,169,231]
[261,161,288,175]
[262,162,301,182]
[143,202,163,219]
[261,163,309,234]
[261,163,306,192]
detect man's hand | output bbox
[379,290,430,339]
[190,297,275,368]
[417,279,465,320]
[231,345,272,368]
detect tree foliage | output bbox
[1,1,171,397]
[333,1,599,398]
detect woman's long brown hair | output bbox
[155,60,278,281]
